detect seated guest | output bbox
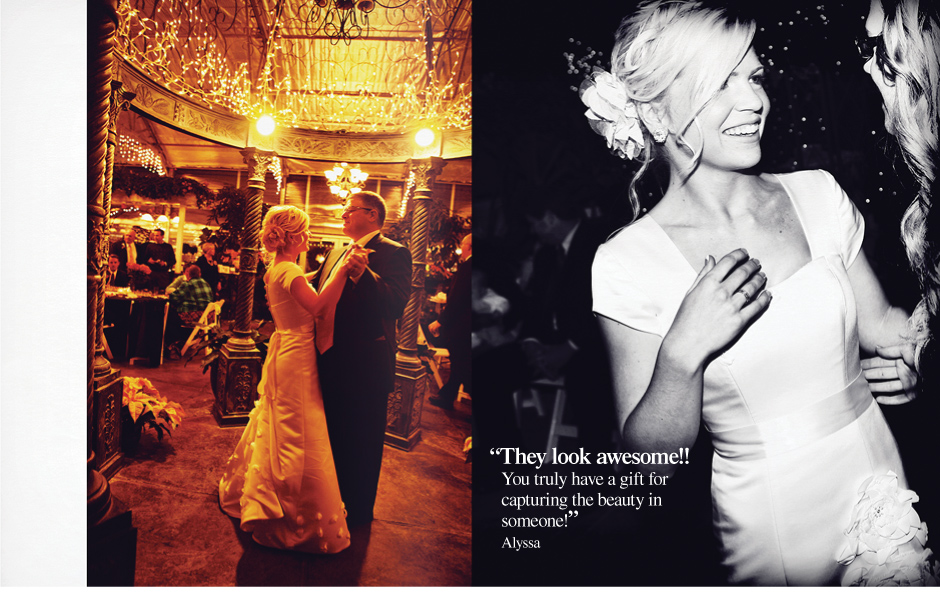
[165,274,187,295]
[143,228,176,292]
[104,254,129,288]
[169,265,213,327]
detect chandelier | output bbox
[300,0,410,45]
[325,162,369,201]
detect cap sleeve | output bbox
[823,170,865,268]
[592,240,665,336]
[279,262,304,291]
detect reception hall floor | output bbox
[105,355,471,587]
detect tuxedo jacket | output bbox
[317,233,411,392]
[104,267,130,288]
[110,240,140,267]
[439,257,471,349]
[521,219,611,353]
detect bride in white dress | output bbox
[219,205,368,553]
[583,0,934,585]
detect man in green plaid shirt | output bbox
[169,265,214,327]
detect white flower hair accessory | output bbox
[837,470,940,586]
[579,67,646,160]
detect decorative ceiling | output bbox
[116,0,471,134]
[109,0,471,240]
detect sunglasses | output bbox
[855,33,897,83]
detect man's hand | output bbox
[863,341,919,405]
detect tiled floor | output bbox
[104,356,471,586]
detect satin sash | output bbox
[710,372,872,461]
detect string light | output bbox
[115,0,471,134]
[268,156,283,194]
[117,134,166,175]
[399,168,416,217]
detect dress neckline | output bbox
[641,173,816,290]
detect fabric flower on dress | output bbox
[579,68,646,160]
[837,470,940,586]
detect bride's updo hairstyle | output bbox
[611,0,756,216]
[261,205,310,255]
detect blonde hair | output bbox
[261,205,310,254]
[879,0,940,353]
[611,0,756,217]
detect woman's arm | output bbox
[600,249,770,477]
[848,249,918,403]
[847,249,910,351]
[289,248,369,317]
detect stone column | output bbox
[88,0,137,586]
[212,148,271,426]
[385,156,445,450]
[92,80,134,480]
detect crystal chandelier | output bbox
[325,162,369,200]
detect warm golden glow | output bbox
[115,0,472,134]
[256,114,276,135]
[415,128,436,147]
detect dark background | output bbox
[471,0,935,586]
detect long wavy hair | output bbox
[878,0,940,356]
[610,0,756,217]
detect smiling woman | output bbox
[586,0,927,586]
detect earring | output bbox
[653,128,667,143]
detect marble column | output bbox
[212,148,272,426]
[385,156,445,450]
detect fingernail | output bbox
[752,258,761,267]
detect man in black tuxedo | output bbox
[314,191,411,526]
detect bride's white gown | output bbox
[219,261,350,553]
[593,170,906,585]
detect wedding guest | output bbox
[429,233,473,410]
[196,241,222,296]
[858,0,940,554]
[143,228,176,292]
[859,0,940,387]
[104,254,129,288]
[168,264,213,327]
[111,228,140,269]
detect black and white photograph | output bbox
[472,0,940,587]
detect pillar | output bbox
[88,0,136,586]
[385,156,445,450]
[212,148,271,426]
[92,80,135,480]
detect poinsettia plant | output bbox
[122,377,184,441]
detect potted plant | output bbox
[121,377,184,453]
[184,321,271,397]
